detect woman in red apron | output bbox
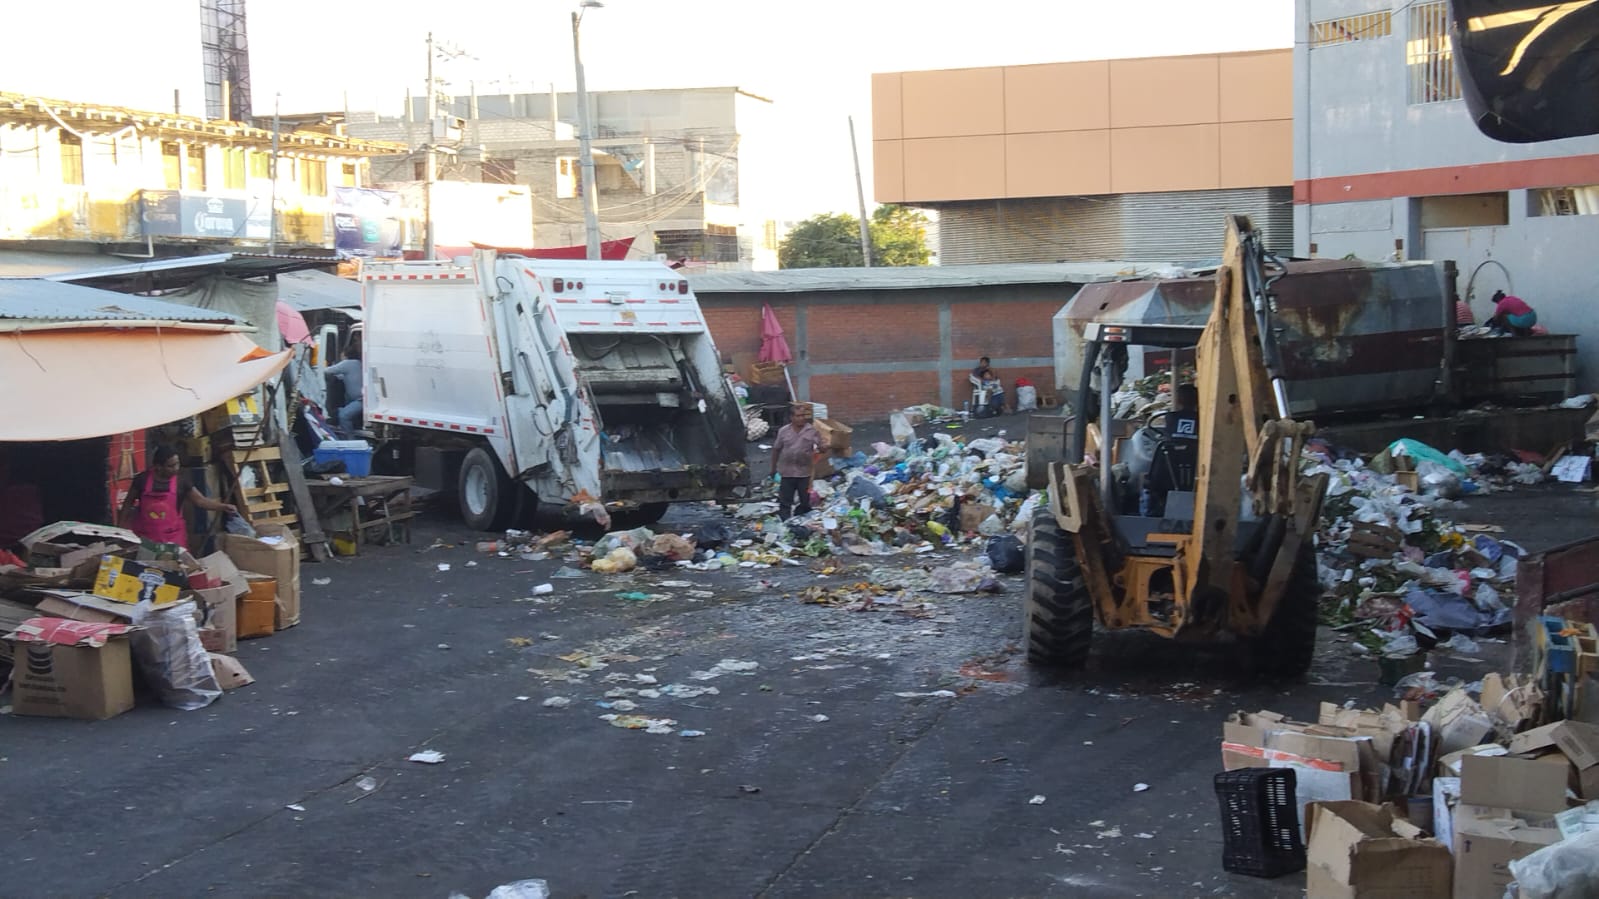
[118,446,237,547]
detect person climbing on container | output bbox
[1488,290,1538,336]
[770,402,822,520]
[118,446,236,547]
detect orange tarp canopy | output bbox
[1,327,290,441]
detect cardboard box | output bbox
[237,576,277,639]
[1423,688,1495,756]
[1222,710,1385,814]
[958,501,998,534]
[220,524,300,629]
[1452,805,1562,899]
[92,556,188,606]
[814,419,853,455]
[1305,801,1452,898]
[4,618,136,720]
[1433,777,1461,848]
[1460,754,1571,814]
[1510,720,1599,770]
[32,591,137,624]
[201,393,262,434]
[194,586,238,652]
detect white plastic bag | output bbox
[129,600,222,711]
[1509,829,1599,898]
[1016,385,1038,411]
[889,411,915,446]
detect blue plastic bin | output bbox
[314,440,373,477]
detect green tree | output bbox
[869,204,932,267]
[778,205,931,268]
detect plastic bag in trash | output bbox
[1016,385,1038,411]
[647,533,697,562]
[1473,582,1507,613]
[224,511,257,538]
[590,547,638,574]
[985,535,1025,573]
[1509,829,1599,899]
[593,527,654,556]
[889,411,916,446]
[1381,632,1420,657]
[845,476,888,508]
[128,600,222,711]
[1439,633,1481,654]
[691,521,731,550]
[977,514,1006,537]
[484,880,552,899]
[1405,587,1510,633]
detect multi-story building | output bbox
[872,50,1294,264]
[342,86,777,269]
[1294,0,1599,387]
[0,92,405,265]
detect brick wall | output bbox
[699,285,1070,425]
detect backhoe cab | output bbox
[1025,215,1329,677]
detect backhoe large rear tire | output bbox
[1253,544,1320,678]
[1024,509,1094,668]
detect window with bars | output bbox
[1407,1,1461,104]
[1309,11,1392,47]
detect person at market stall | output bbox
[1487,290,1538,336]
[770,402,823,520]
[325,343,365,435]
[118,446,236,546]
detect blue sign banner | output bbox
[141,191,251,239]
[333,187,404,257]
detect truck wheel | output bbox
[1024,508,1094,668]
[459,447,517,532]
[1254,544,1320,678]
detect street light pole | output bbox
[572,4,602,260]
[423,31,437,260]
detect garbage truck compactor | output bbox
[363,252,749,530]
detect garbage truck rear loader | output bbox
[363,252,749,529]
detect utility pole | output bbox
[572,8,601,260]
[423,31,436,260]
[849,115,872,267]
[269,94,280,254]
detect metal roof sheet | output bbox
[276,268,361,311]
[0,279,242,325]
[684,261,1193,294]
[47,252,339,291]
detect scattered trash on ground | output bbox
[542,696,572,709]
[407,750,446,764]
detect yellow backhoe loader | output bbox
[1025,214,1329,676]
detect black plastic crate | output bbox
[1214,768,1306,878]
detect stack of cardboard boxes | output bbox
[0,519,301,720]
[1222,680,1599,898]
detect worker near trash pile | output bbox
[1488,290,1538,336]
[770,403,822,520]
[118,446,237,546]
[326,343,365,435]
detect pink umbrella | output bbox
[758,303,791,363]
[276,301,312,346]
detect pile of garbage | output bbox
[1307,438,1524,658]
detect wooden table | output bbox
[305,475,416,553]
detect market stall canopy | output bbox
[0,279,288,441]
[275,268,361,314]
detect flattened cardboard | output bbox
[220,524,300,628]
[207,652,254,690]
[1451,804,1562,899]
[1510,721,1599,770]
[1305,800,1451,899]
[5,635,135,720]
[1460,754,1570,814]
[1433,777,1461,849]
[32,591,137,624]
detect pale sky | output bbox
[5,1,1291,219]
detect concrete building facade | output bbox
[1294,0,1599,388]
[0,92,403,260]
[343,86,778,269]
[872,50,1295,264]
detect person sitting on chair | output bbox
[325,344,365,436]
[970,357,1005,417]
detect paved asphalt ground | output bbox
[4,414,1594,898]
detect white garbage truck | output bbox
[361,252,750,530]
